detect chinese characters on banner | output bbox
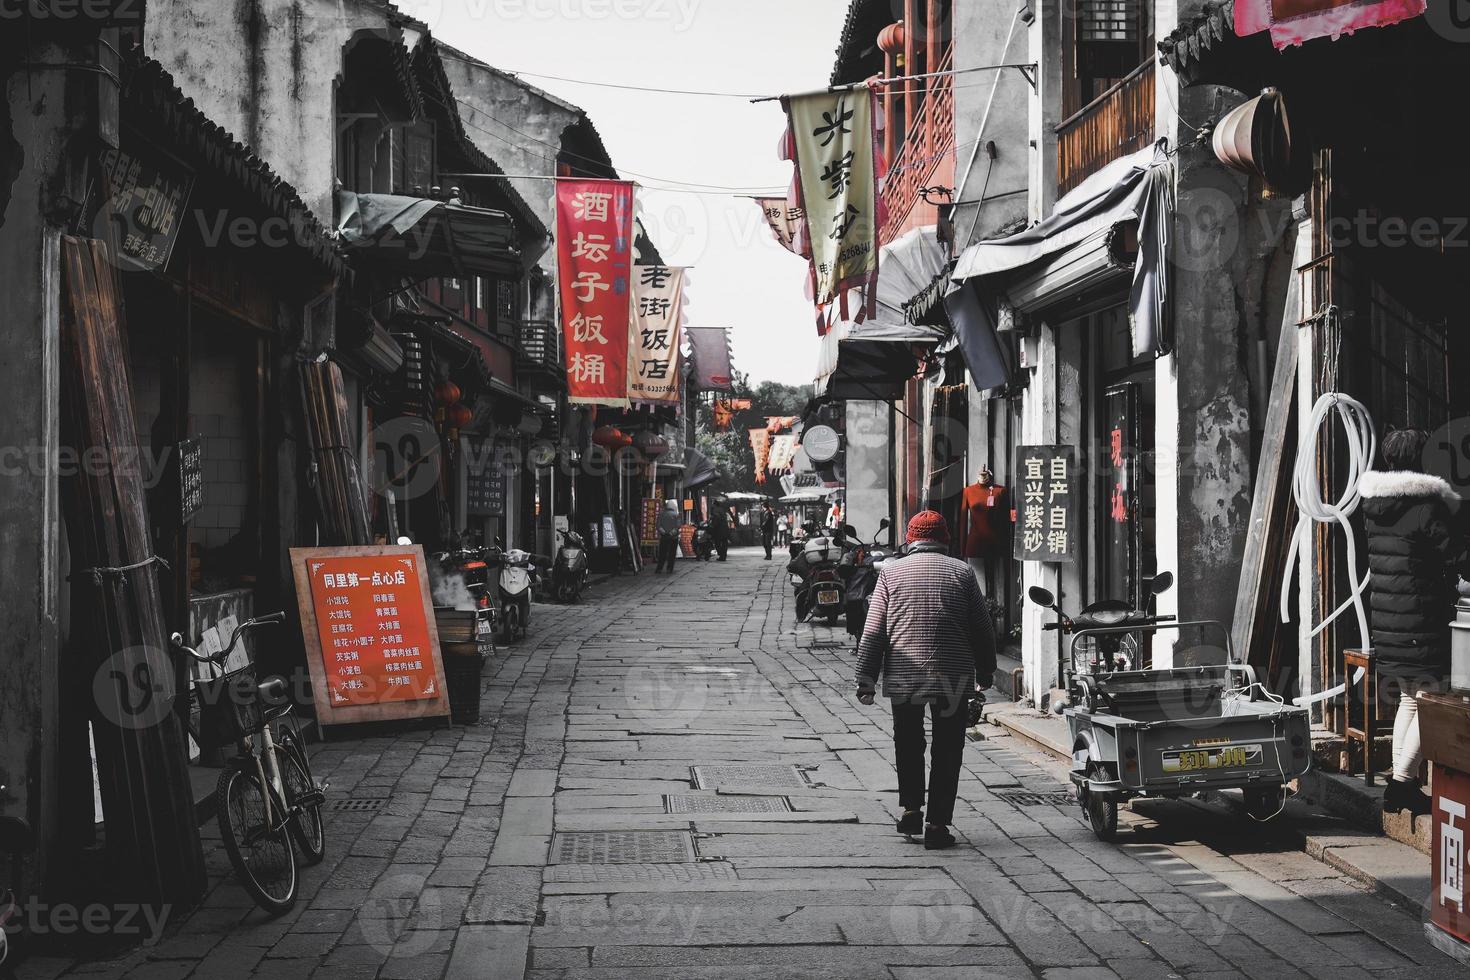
[628,265,685,404]
[291,546,451,724]
[1014,446,1077,563]
[749,428,772,485]
[754,196,808,256]
[556,179,635,406]
[783,85,880,319]
[711,398,752,431]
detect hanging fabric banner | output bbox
[749,427,771,484]
[783,85,880,319]
[765,415,799,433]
[688,326,734,392]
[628,265,685,404]
[556,179,635,406]
[1233,0,1423,47]
[712,398,751,431]
[767,433,798,474]
[754,196,808,257]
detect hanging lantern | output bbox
[634,430,669,460]
[447,403,474,429]
[878,22,906,67]
[435,380,462,405]
[592,425,632,449]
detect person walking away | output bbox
[856,511,995,849]
[760,503,777,560]
[711,504,731,561]
[655,501,683,573]
[1360,428,1470,816]
[777,514,789,547]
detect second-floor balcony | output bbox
[1056,60,1155,197]
[881,46,954,244]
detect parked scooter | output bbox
[839,519,894,638]
[550,528,590,602]
[693,521,715,561]
[487,542,537,642]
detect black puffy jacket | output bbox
[1359,469,1470,681]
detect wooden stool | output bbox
[1343,648,1388,785]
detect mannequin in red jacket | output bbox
[959,466,1009,562]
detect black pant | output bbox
[762,534,774,559]
[891,696,968,826]
[714,538,728,560]
[656,535,678,572]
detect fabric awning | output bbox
[951,143,1172,359]
[684,447,721,490]
[337,191,521,280]
[816,226,951,400]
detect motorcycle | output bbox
[693,521,715,561]
[550,528,589,603]
[839,519,893,638]
[788,524,849,625]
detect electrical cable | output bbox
[1279,389,1377,645]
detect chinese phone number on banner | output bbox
[1015,446,1077,563]
[305,554,440,706]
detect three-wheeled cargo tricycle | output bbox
[1029,573,1312,841]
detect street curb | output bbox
[983,703,1434,918]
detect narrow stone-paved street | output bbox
[19,548,1466,980]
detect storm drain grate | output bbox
[691,765,809,790]
[327,797,389,813]
[665,795,792,814]
[551,831,697,865]
[996,790,1075,807]
[545,861,737,884]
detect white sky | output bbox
[401,0,851,386]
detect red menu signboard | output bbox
[290,545,450,725]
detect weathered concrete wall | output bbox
[951,0,1030,252]
[144,0,388,224]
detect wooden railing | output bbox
[881,46,954,244]
[1056,60,1155,197]
[518,319,559,369]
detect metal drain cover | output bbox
[996,790,1075,807]
[691,765,808,789]
[327,797,389,812]
[551,831,697,865]
[545,861,737,884]
[665,795,792,814]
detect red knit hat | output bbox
[906,510,949,544]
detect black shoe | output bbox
[896,809,923,836]
[1383,777,1431,817]
[923,825,957,850]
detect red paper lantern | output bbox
[878,22,906,56]
[447,403,473,429]
[592,426,632,448]
[435,380,462,405]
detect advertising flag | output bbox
[784,85,880,316]
[749,427,771,485]
[628,265,685,404]
[754,196,808,257]
[688,326,734,393]
[557,179,635,406]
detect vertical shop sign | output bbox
[178,436,204,524]
[628,265,685,404]
[556,179,635,406]
[1015,446,1077,563]
[290,545,451,725]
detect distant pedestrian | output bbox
[655,501,683,574]
[856,511,995,850]
[711,504,731,561]
[760,503,777,560]
[777,514,789,546]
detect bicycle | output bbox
[169,613,326,915]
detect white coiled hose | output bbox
[1280,393,1376,646]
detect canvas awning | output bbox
[337,191,521,280]
[816,226,951,400]
[951,144,1172,361]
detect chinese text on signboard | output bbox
[1015,445,1076,563]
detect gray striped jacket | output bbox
[855,545,997,702]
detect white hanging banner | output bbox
[627,265,685,404]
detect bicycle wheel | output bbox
[216,764,297,915]
[274,732,326,865]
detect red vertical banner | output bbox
[556,179,636,406]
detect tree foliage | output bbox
[694,370,812,494]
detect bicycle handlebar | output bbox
[170,612,285,665]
